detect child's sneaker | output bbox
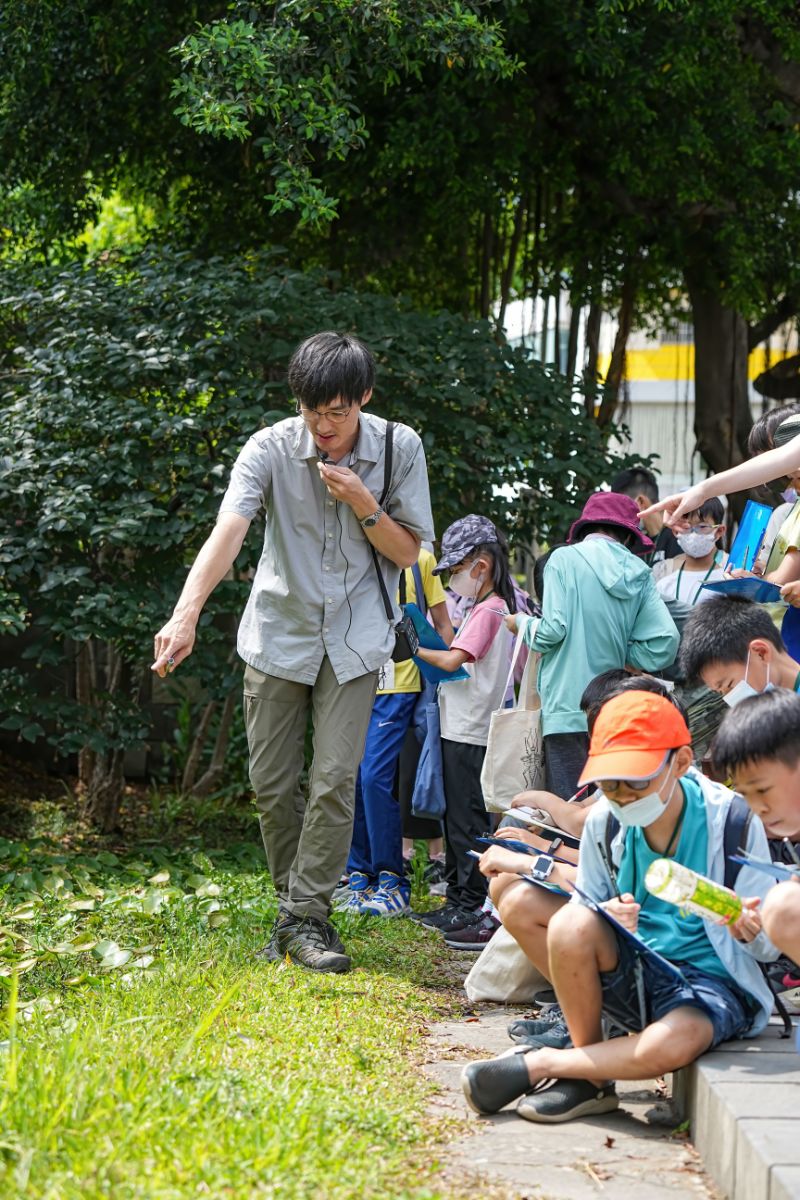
[358,870,410,918]
[332,870,372,911]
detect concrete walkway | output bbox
[424,1003,720,1200]
[679,1017,800,1200]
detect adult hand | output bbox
[602,893,640,933]
[152,614,196,677]
[729,568,756,580]
[728,896,762,942]
[781,580,800,607]
[317,462,374,514]
[639,481,710,529]
[504,612,521,634]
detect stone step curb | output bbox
[676,1021,800,1199]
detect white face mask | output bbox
[723,650,774,708]
[448,562,482,599]
[676,529,717,559]
[607,770,679,829]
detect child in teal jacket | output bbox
[508,492,679,797]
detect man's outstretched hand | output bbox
[152,615,197,677]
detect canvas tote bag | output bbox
[480,629,545,813]
[464,924,549,1003]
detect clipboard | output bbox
[403,602,470,684]
[702,577,783,604]
[572,885,688,989]
[728,853,797,883]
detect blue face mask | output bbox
[782,487,798,505]
[606,772,679,829]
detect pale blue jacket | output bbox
[525,538,679,736]
[574,768,780,1036]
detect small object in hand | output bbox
[166,657,175,673]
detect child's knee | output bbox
[644,1008,714,1073]
[763,881,800,947]
[548,901,594,949]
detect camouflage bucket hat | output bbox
[433,514,500,575]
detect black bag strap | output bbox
[723,793,753,890]
[411,560,426,615]
[370,422,396,621]
[399,569,407,606]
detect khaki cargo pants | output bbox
[243,657,378,922]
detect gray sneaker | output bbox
[517,1077,618,1123]
[278,916,351,973]
[507,1007,564,1043]
[519,1018,573,1050]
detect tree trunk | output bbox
[597,274,636,428]
[479,212,493,319]
[85,749,126,833]
[74,640,96,787]
[583,302,602,418]
[497,196,526,334]
[191,687,239,799]
[566,300,581,380]
[686,276,753,474]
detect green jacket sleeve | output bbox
[528,557,568,652]
[626,576,680,670]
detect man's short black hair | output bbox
[287,331,375,409]
[712,688,800,775]
[610,466,659,505]
[580,670,685,734]
[679,595,785,683]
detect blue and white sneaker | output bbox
[332,870,373,910]
[357,870,410,918]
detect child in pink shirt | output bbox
[414,515,517,936]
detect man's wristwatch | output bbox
[359,508,383,529]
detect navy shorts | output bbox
[599,930,754,1048]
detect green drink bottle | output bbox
[644,859,743,925]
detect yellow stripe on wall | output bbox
[597,344,794,384]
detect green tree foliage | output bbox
[0,0,514,250]
[0,248,630,826]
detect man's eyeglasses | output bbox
[295,402,354,425]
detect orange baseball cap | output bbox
[578,691,691,784]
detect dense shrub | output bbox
[0,247,631,827]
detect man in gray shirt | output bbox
[152,332,434,972]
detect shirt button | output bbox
[324,566,330,572]
[327,598,333,603]
[327,500,333,507]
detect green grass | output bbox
[0,833,462,1199]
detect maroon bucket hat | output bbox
[567,492,654,551]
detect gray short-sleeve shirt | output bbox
[218,412,435,684]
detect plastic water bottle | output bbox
[644,859,743,925]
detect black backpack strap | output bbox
[398,569,407,606]
[411,561,425,615]
[723,793,754,890]
[598,812,621,896]
[371,421,396,622]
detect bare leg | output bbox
[762,880,800,964]
[491,876,567,978]
[546,902,618,1064]
[523,1006,714,1085]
